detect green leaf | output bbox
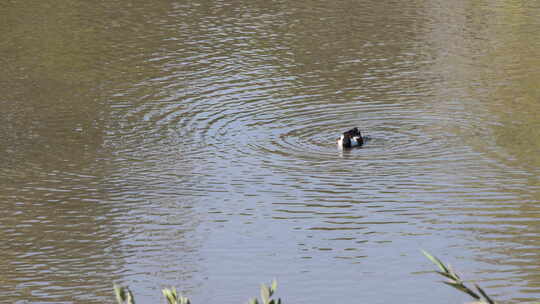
[162,287,178,304]
[114,284,125,304]
[261,284,270,304]
[271,279,278,294]
[125,288,135,304]
[442,281,480,300]
[180,296,191,304]
[435,270,455,280]
[475,284,495,304]
[113,285,135,304]
[422,250,449,274]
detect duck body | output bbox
[337,127,364,149]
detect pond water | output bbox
[2,0,540,303]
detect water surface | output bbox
[1,0,540,303]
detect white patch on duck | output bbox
[350,136,361,146]
[337,135,345,148]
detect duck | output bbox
[337,127,364,149]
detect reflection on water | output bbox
[1,0,539,303]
